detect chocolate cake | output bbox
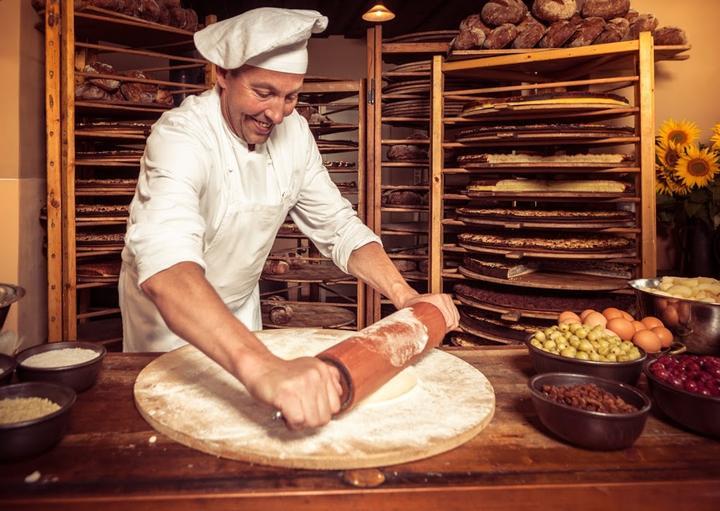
[462,256,538,279]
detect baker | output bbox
[119,7,459,430]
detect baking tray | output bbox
[457,264,628,291]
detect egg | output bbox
[601,307,624,321]
[583,311,607,328]
[606,318,635,341]
[620,310,634,322]
[652,326,674,348]
[631,320,647,332]
[579,309,597,321]
[558,310,581,324]
[632,329,662,353]
[641,316,664,329]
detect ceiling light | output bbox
[362,3,396,23]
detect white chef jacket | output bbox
[119,87,380,352]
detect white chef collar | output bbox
[193,7,328,74]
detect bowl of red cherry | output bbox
[644,354,720,438]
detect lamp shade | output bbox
[362,3,396,22]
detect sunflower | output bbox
[656,144,681,169]
[657,119,700,149]
[655,165,672,195]
[675,145,719,189]
[711,122,720,150]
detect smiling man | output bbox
[119,7,458,430]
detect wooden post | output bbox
[429,56,444,295]
[61,0,77,340]
[357,78,367,329]
[638,32,657,278]
[45,0,63,342]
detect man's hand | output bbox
[400,293,460,331]
[243,353,343,430]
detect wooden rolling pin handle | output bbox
[317,302,447,414]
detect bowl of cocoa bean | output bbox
[644,354,720,438]
[528,372,651,450]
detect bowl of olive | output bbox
[527,323,647,385]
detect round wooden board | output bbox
[134,328,495,470]
[457,265,628,291]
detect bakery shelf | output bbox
[457,265,628,292]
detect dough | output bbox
[360,366,418,405]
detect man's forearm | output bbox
[346,242,419,308]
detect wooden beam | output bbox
[638,32,657,277]
[429,56,444,295]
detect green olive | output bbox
[575,351,590,360]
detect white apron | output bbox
[120,136,297,353]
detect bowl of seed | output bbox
[16,342,106,392]
[0,381,76,459]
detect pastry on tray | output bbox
[458,232,633,252]
[466,178,628,193]
[456,152,632,165]
[462,256,539,279]
[456,206,634,223]
[454,282,634,313]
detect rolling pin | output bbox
[316,301,447,413]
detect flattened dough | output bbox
[360,366,418,405]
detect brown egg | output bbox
[652,326,674,348]
[579,309,597,321]
[631,320,647,332]
[558,311,582,324]
[632,329,662,353]
[620,310,634,322]
[602,307,624,321]
[606,318,635,341]
[583,311,607,328]
[641,316,664,329]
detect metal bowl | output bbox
[629,278,720,355]
[526,338,647,385]
[0,354,16,385]
[644,357,720,438]
[0,283,25,331]
[16,342,106,392]
[529,372,651,450]
[0,382,76,460]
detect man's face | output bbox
[217,65,304,146]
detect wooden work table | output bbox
[1,346,718,510]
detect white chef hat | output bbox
[193,7,328,74]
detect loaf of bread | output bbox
[531,0,577,22]
[653,26,688,45]
[513,14,547,48]
[386,143,427,161]
[84,62,121,92]
[484,23,518,49]
[481,0,527,27]
[538,18,579,48]
[263,259,290,275]
[566,17,605,47]
[76,83,110,101]
[581,0,630,20]
[593,17,630,44]
[269,304,294,325]
[382,190,425,206]
[452,14,492,50]
[137,0,163,22]
[629,14,659,39]
[393,259,418,273]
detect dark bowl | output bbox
[644,358,720,438]
[529,372,651,450]
[0,382,76,460]
[0,283,25,331]
[0,354,16,385]
[16,342,106,392]
[526,338,647,385]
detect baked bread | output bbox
[653,27,688,46]
[513,14,547,49]
[629,14,659,39]
[263,259,290,275]
[463,256,539,279]
[84,62,121,92]
[484,23,519,49]
[382,190,425,206]
[593,17,630,44]
[137,0,162,22]
[467,178,628,193]
[75,83,110,101]
[581,0,630,20]
[458,232,633,251]
[566,17,606,47]
[392,259,418,273]
[531,0,577,22]
[386,142,427,161]
[457,152,631,165]
[451,14,490,50]
[481,0,527,27]
[269,304,294,325]
[538,19,579,47]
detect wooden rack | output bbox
[43,0,213,345]
[428,33,690,345]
